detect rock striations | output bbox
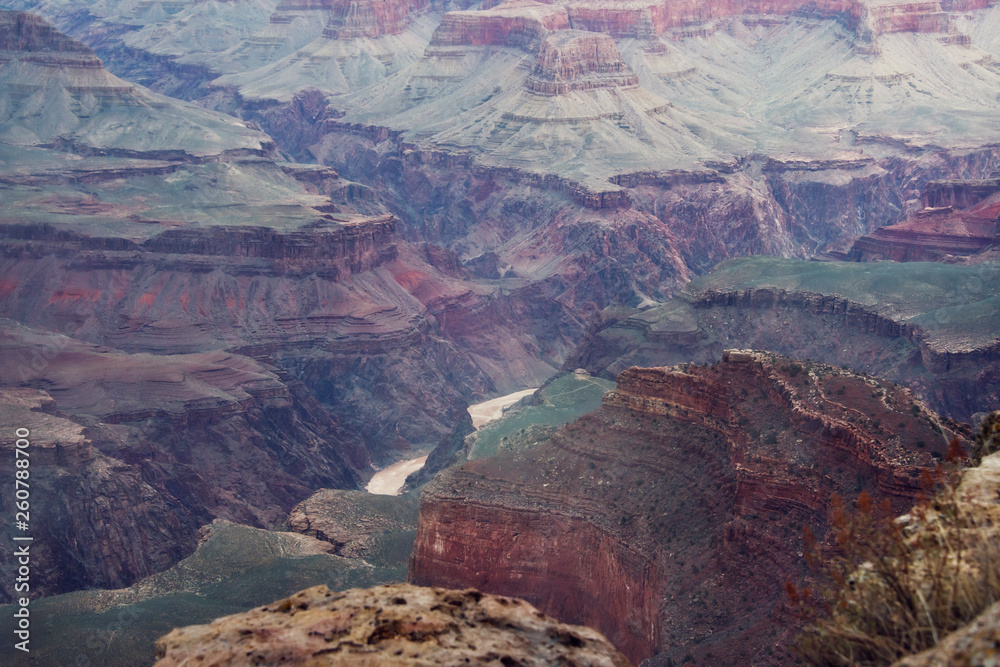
[526,30,638,95]
[847,177,1000,262]
[152,583,633,666]
[410,351,970,665]
[429,0,570,50]
[325,0,429,39]
[566,256,1000,423]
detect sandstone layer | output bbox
[847,177,1000,262]
[410,351,967,665]
[526,30,639,95]
[153,583,633,666]
[429,0,570,50]
[325,0,428,39]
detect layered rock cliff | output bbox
[0,11,270,157]
[324,0,428,39]
[0,387,200,602]
[526,30,639,95]
[410,351,967,664]
[429,0,569,50]
[847,177,1000,262]
[565,257,1000,423]
[0,321,373,602]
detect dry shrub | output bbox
[789,434,1000,666]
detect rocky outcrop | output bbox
[846,176,1000,262]
[891,600,1000,666]
[0,388,200,602]
[526,31,638,95]
[566,256,1000,422]
[323,0,429,39]
[0,321,374,602]
[802,415,1000,667]
[153,583,633,666]
[863,1,953,36]
[410,351,964,665]
[567,0,864,39]
[846,209,998,262]
[287,488,418,557]
[2,519,413,667]
[429,0,570,50]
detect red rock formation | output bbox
[411,352,969,665]
[526,30,638,95]
[429,0,570,50]
[847,179,1000,262]
[323,0,429,39]
[0,388,200,602]
[865,1,950,35]
[568,0,864,39]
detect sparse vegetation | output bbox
[789,436,1000,666]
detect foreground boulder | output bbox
[153,583,632,666]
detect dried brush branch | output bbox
[789,417,1000,667]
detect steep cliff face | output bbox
[0,321,376,602]
[566,257,1000,422]
[526,30,639,95]
[847,177,1000,262]
[429,0,569,50]
[411,351,966,665]
[0,388,200,602]
[324,0,428,39]
[0,222,514,461]
[0,10,96,53]
[566,0,864,38]
[0,10,271,157]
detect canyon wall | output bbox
[429,0,570,49]
[323,0,429,39]
[0,323,375,602]
[411,351,966,664]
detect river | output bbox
[365,386,538,495]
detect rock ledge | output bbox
[153,583,632,666]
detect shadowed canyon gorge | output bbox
[1,0,1000,664]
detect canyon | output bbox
[565,255,1000,423]
[410,350,972,665]
[846,176,1000,262]
[1,0,1000,664]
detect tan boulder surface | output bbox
[153,583,633,666]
